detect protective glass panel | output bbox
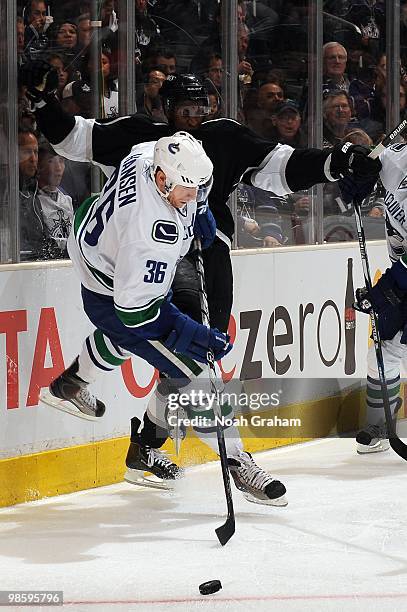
[321,0,386,244]
[236,1,311,248]
[17,0,118,261]
[0,2,13,263]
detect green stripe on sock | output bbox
[94,330,126,366]
[368,386,400,400]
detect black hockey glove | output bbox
[338,175,377,204]
[354,269,407,341]
[19,60,58,105]
[330,142,382,181]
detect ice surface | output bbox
[1,438,407,612]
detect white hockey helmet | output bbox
[153,131,213,194]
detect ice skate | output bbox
[356,423,390,454]
[124,439,184,490]
[356,398,402,454]
[227,451,287,506]
[40,358,106,421]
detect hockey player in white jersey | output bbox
[40,131,288,506]
[340,142,407,453]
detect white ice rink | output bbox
[1,438,407,612]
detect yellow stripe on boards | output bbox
[0,387,370,508]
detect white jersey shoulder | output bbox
[68,142,197,328]
[379,143,407,261]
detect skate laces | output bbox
[145,447,174,469]
[235,452,274,491]
[363,422,388,440]
[77,388,97,410]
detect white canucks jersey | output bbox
[380,143,407,262]
[68,141,197,328]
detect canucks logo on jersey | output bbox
[152,220,179,244]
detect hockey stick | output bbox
[194,238,235,546]
[352,118,407,460]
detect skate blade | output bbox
[124,468,175,490]
[39,390,100,422]
[356,440,390,454]
[242,491,288,507]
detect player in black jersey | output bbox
[20,64,380,326]
[20,61,381,498]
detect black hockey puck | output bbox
[199,580,222,595]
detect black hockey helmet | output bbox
[159,73,210,117]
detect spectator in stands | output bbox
[191,52,223,117]
[237,0,246,25]
[18,85,37,132]
[369,82,407,141]
[144,46,177,76]
[205,52,223,90]
[37,142,74,258]
[24,0,49,60]
[101,0,117,31]
[135,0,161,64]
[345,127,373,147]
[267,100,306,146]
[345,0,385,58]
[242,87,261,134]
[136,67,166,121]
[322,90,354,146]
[189,3,221,69]
[143,45,177,81]
[17,16,27,66]
[244,72,286,136]
[238,22,254,86]
[323,42,350,93]
[203,80,221,121]
[100,0,118,54]
[62,47,119,119]
[51,21,78,53]
[46,53,70,99]
[236,183,287,248]
[77,13,93,53]
[18,128,46,261]
[236,183,261,249]
[256,73,285,112]
[348,51,376,120]
[375,52,386,90]
[242,0,279,61]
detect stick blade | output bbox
[215,515,235,546]
[389,436,407,461]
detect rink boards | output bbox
[0,241,397,506]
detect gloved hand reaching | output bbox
[338,174,378,205]
[19,59,59,105]
[193,200,216,249]
[164,313,232,362]
[330,142,382,181]
[354,268,407,341]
